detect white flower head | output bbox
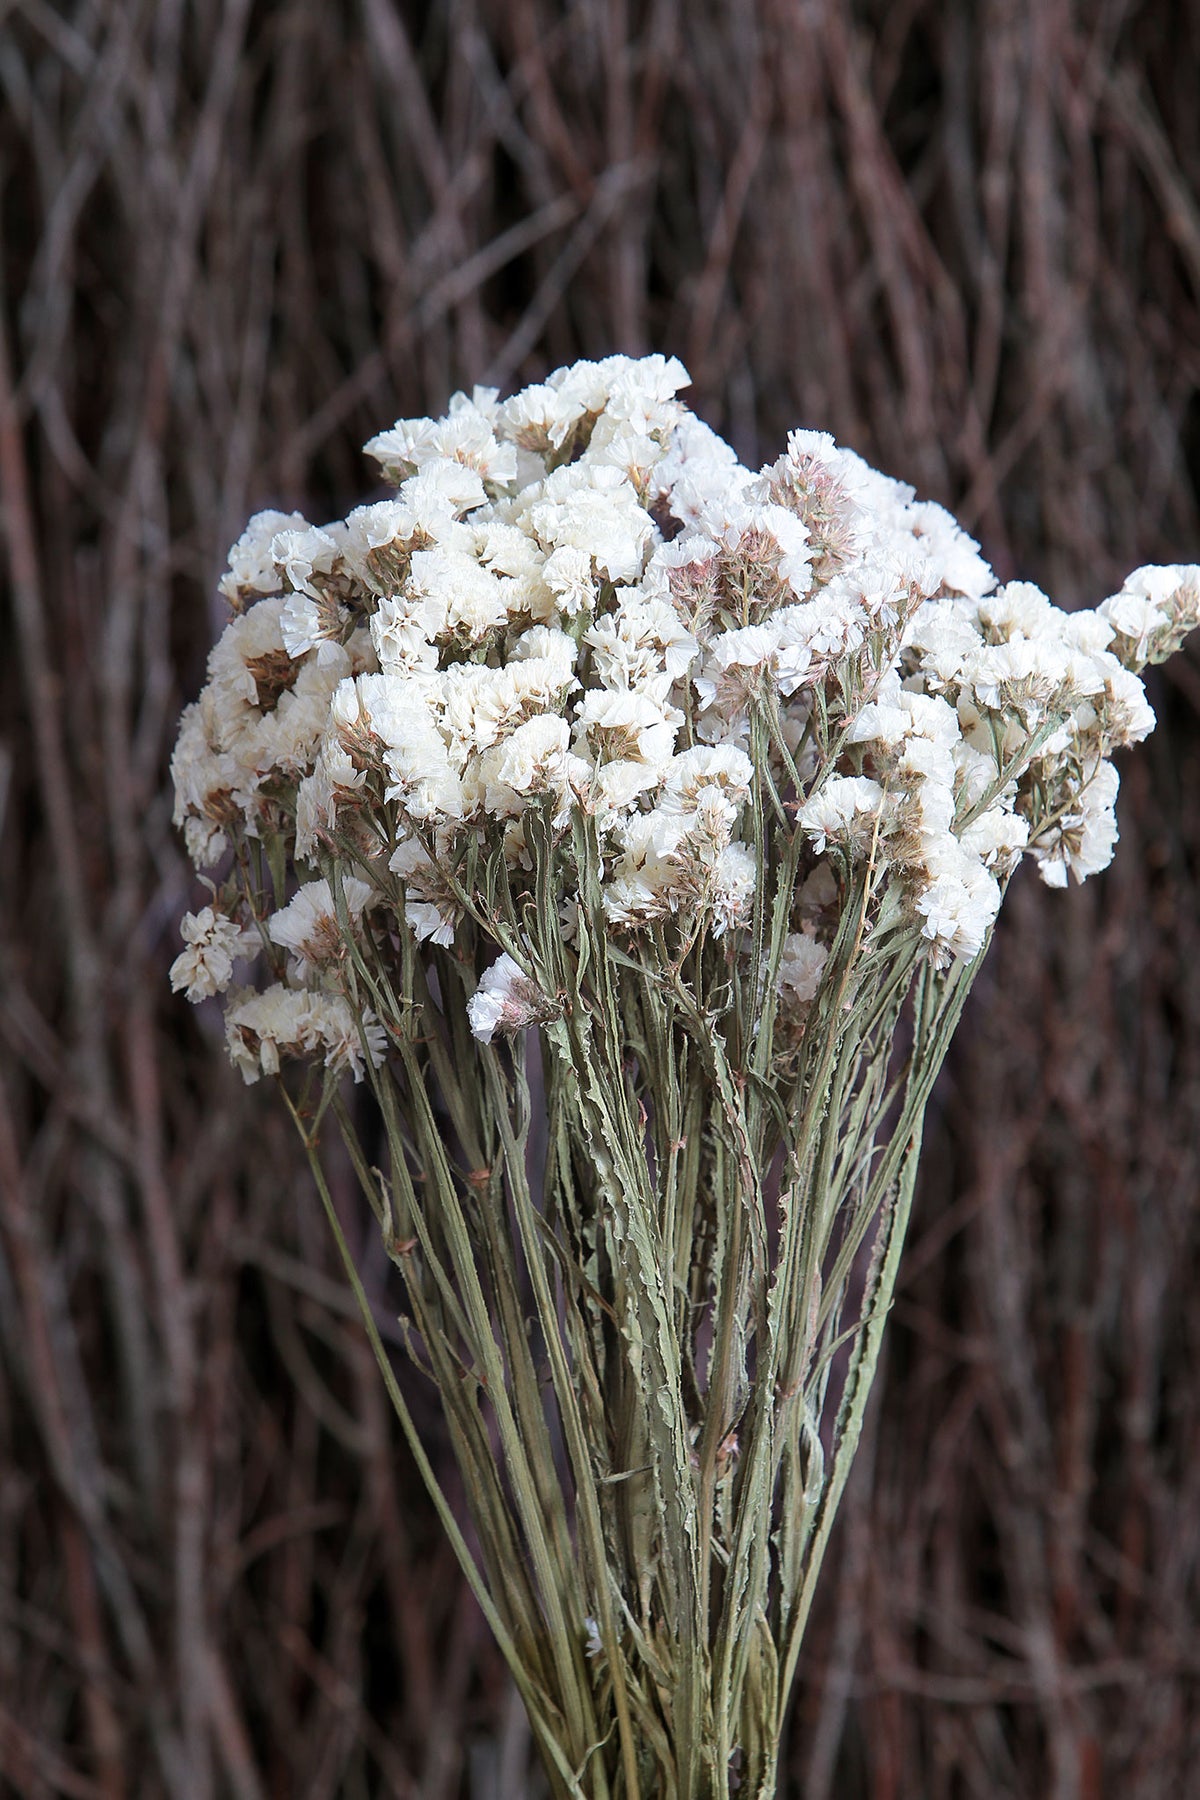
[271,524,340,601]
[170,908,259,1002]
[218,510,308,608]
[575,688,682,768]
[1031,761,1121,889]
[409,546,512,645]
[798,777,888,856]
[710,842,757,935]
[388,836,461,947]
[175,359,1199,1081]
[267,876,374,978]
[225,985,386,1083]
[500,382,588,455]
[280,590,349,663]
[365,397,515,490]
[777,932,829,1003]
[467,952,559,1044]
[913,843,1001,961]
[542,544,598,618]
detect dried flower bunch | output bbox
[172,356,1198,1797]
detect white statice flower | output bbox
[648,422,740,529]
[575,688,682,770]
[307,995,387,1079]
[585,595,699,691]
[382,712,465,824]
[964,634,1074,726]
[467,952,558,1043]
[912,841,1001,961]
[833,561,913,630]
[660,744,754,814]
[642,530,724,629]
[1059,608,1116,659]
[589,760,665,824]
[225,985,386,1083]
[271,523,341,600]
[158,356,1200,1800]
[710,842,757,934]
[602,810,690,928]
[894,729,957,790]
[170,908,259,1002]
[951,739,1006,814]
[1030,761,1121,890]
[364,413,445,483]
[369,593,440,675]
[175,355,1195,1077]
[489,714,576,793]
[1099,565,1200,668]
[509,624,579,673]
[467,521,552,621]
[280,590,350,663]
[776,586,868,664]
[218,510,308,607]
[474,519,545,579]
[958,804,1029,874]
[753,429,863,581]
[267,876,374,979]
[207,594,302,712]
[408,546,513,645]
[441,644,578,762]
[343,480,477,591]
[330,671,463,823]
[704,500,813,609]
[1087,657,1157,751]
[295,739,369,861]
[522,463,655,584]
[426,396,519,490]
[345,497,427,586]
[977,579,1058,642]
[540,352,687,436]
[170,701,241,866]
[365,392,516,489]
[777,932,829,1003]
[845,691,911,749]
[388,836,461,946]
[464,715,589,827]
[586,417,670,494]
[600,352,690,429]
[904,598,987,695]
[225,985,314,1081]
[900,689,963,748]
[892,745,957,847]
[172,603,371,868]
[499,382,591,456]
[694,622,792,724]
[537,544,595,619]
[903,501,994,600]
[798,777,888,856]
[601,791,752,935]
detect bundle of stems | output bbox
[287,813,971,1796]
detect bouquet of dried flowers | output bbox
[171,356,1198,1797]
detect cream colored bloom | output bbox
[175,354,1191,1048]
[467,953,557,1043]
[170,908,259,1002]
[267,877,374,979]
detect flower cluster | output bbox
[172,355,1200,1074]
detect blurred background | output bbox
[3,2,1200,1794]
